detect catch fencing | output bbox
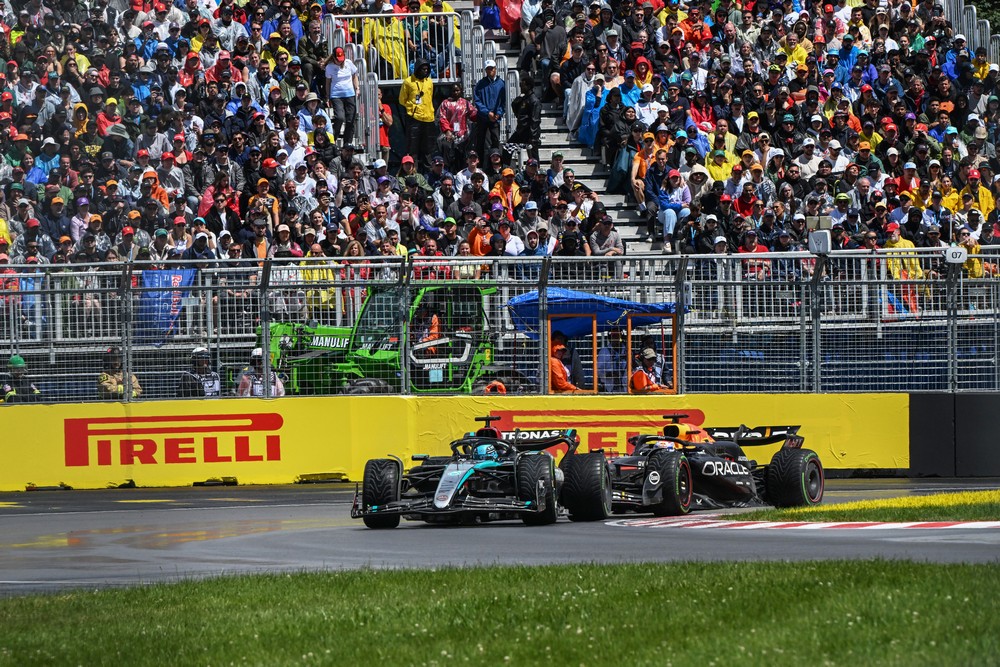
[1,250,997,402]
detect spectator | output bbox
[399,59,435,167]
[473,59,507,159]
[628,347,671,393]
[176,347,221,398]
[237,347,285,397]
[325,46,359,146]
[2,355,42,403]
[549,343,579,393]
[597,328,628,393]
[97,346,142,400]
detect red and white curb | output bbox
[608,516,1000,530]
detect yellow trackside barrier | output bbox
[1,394,909,491]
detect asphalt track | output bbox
[1,478,999,596]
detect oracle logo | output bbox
[64,413,283,467]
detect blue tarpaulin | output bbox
[506,288,677,338]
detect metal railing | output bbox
[2,251,997,402]
[323,11,465,86]
[943,0,996,62]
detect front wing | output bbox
[351,482,552,519]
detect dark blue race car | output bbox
[351,417,612,528]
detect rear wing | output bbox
[510,429,580,454]
[705,425,803,448]
[461,428,580,454]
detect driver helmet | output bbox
[473,444,499,461]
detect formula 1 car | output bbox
[351,417,612,528]
[606,416,824,516]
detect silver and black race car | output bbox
[606,415,824,516]
[351,417,612,528]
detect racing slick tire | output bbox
[517,454,558,526]
[560,452,612,522]
[647,449,693,517]
[362,459,401,528]
[765,448,824,508]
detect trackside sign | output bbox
[0,394,909,490]
[64,413,284,466]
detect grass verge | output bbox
[1,561,999,666]
[740,489,1000,523]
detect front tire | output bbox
[560,452,612,521]
[362,459,401,528]
[517,454,557,525]
[647,449,693,516]
[765,448,824,507]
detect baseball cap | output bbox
[122,226,135,236]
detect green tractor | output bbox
[267,282,534,395]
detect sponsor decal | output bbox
[436,494,449,502]
[646,470,661,485]
[490,409,704,456]
[703,426,800,440]
[701,460,750,477]
[500,429,570,441]
[308,335,350,350]
[64,414,283,467]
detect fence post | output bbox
[260,258,273,399]
[673,256,687,394]
[946,261,960,392]
[810,255,827,393]
[399,255,412,395]
[121,262,134,403]
[538,257,551,394]
[994,279,1000,391]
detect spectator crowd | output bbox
[0,0,997,310]
[512,0,1000,267]
[0,0,626,290]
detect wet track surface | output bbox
[1,479,999,595]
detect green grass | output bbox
[1,561,999,666]
[739,490,1000,523]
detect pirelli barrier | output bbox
[0,394,919,491]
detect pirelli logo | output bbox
[64,414,284,467]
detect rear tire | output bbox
[517,454,557,525]
[362,459,401,529]
[765,448,824,507]
[648,449,692,517]
[560,452,612,521]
